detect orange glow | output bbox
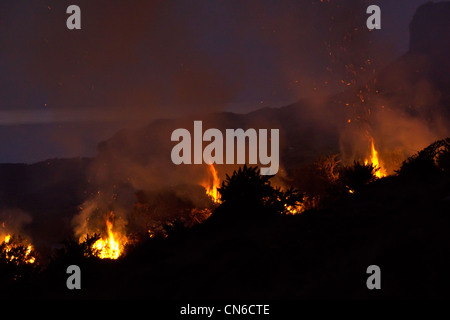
[83,211,128,259]
[284,203,304,215]
[1,232,36,265]
[203,164,221,203]
[364,138,387,178]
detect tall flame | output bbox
[1,232,36,265]
[364,137,387,178]
[204,164,221,203]
[90,211,126,259]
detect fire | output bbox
[284,203,304,215]
[364,137,387,178]
[204,163,221,204]
[88,211,127,259]
[1,233,36,265]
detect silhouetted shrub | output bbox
[436,139,450,172]
[162,219,190,238]
[52,233,102,264]
[339,161,378,193]
[217,165,303,217]
[397,138,450,177]
[0,235,39,286]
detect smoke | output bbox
[329,1,450,173]
[1,0,413,122]
[67,1,450,239]
[0,209,33,241]
[72,192,130,241]
[1,0,431,164]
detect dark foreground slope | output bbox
[4,153,448,300]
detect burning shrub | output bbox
[339,161,378,193]
[0,234,38,285]
[0,234,37,266]
[51,233,109,266]
[59,233,101,260]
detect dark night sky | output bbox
[0,0,437,162]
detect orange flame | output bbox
[204,164,221,203]
[90,211,127,259]
[1,232,36,264]
[284,204,303,215]
[364,138,387,178]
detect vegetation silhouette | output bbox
[338,161,378,193]
[397,138,450,177]
[0,234,39,297]
[3,138,450,299]
[210,165,303,223]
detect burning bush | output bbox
[0,234,37,266]
[53,233,103,262]
[73,208,129,260]
[0,234,38,285]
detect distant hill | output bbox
[0,121,123,163]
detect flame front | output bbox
[87,211,127,259]
[284,204,303,215]
[1,233,36,265]
[204,164,221,203]
[364,138,387,178]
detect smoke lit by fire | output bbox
[74,195,130,260]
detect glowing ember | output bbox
[284,203,304,215]
[87,211,127,259]
[364,137,387,178]
[203,164,221,203]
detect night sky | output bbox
[0,0,433,162]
